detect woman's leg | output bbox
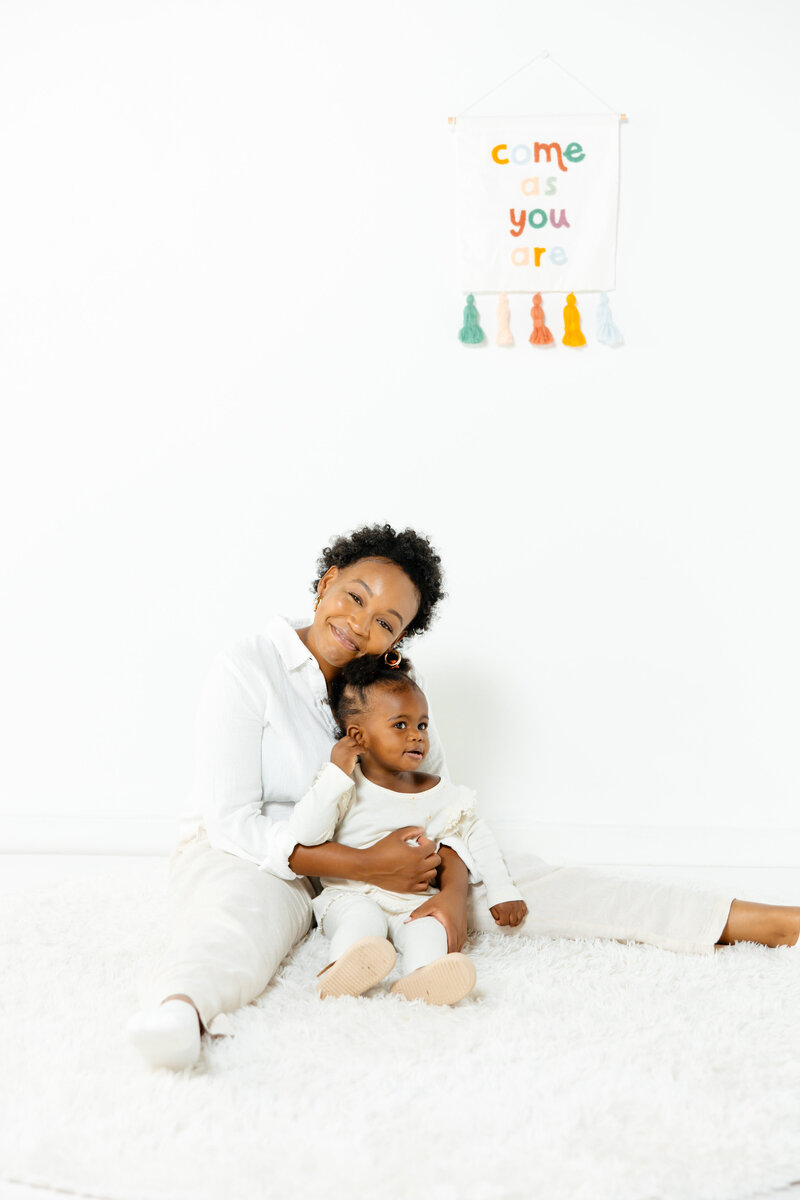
[467,857,736,956]
[716,900,800,947]
[139,828,313,1033]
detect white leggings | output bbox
[322,891,448,975]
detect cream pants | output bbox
[141,828,734,1033]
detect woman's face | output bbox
[313,557,421,671]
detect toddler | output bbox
[284,652,527,1005]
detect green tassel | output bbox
[458,294,485,345]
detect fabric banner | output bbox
[456,114,620,294]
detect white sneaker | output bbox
[127,999,201,1070]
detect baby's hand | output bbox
[330,735,360,776]
[490,900,528,928]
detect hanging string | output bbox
[455,50,622,120]
[546,53,618,114]
[458,51,549,116]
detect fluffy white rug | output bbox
[2,863,800,1200]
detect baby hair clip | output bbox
[384,649,402,668]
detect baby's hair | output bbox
[312,523,445,638]
[330,654,420,734]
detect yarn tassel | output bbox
[562,292,586,347]
[596,293,623,347]
[458,293,485,345]
[496,293,513,346]
[529,293,554,346]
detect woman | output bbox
[129,524,800,1070]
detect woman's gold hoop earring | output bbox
[384,649,402,669]
[314,597,320,612]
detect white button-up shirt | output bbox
[192,616,452,880]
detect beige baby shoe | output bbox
[316,936,397,999]
[390,953,476,1006]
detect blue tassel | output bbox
[597,293,623,347]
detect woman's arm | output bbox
[196,652,305,878]
[404,844,469,951]
[196,653,442,890]
[289,830,442,893]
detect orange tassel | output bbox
[529,293,554,346]
[562,292,586,347]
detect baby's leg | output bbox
[388,912,475,1006]
[324,893,389,960]
[316,893,395,998]
[389,913,447,974]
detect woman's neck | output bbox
[295,624,338,686]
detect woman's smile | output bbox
[329,623,360,653]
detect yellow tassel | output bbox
[562,293,586,347]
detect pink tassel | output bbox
[496,293,513,346]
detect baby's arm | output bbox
[459,815,528,928]
[284,740,358,851]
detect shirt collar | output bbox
[266,614,316,672]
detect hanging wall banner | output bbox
[457,114,620,294]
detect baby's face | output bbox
[357,682,430,773]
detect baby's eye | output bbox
[418,722,428,731]
[394,721,406,729]
[349,592,363,606]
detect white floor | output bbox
[1,1187,797,1200]
[2,855,799,1200]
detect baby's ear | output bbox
[348,723,365,745]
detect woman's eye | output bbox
[378,619,393,632]
[349,592,363,606]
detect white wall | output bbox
[2,0,799,864]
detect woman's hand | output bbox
[405,889,468,953]
[360,828,441,893]
[490,899,528,928]
[330,736,360,776]
[406,844,470,952]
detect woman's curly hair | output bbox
[330,653,417,732]
[312,524,445,638]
